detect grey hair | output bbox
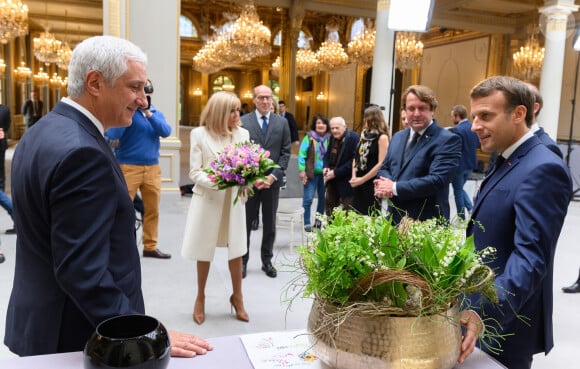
[330,116,346,126]
[67,36,147,98]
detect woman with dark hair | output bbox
[297,114,329,231]
[350,105,390,215]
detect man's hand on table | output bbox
[169,330,213,357]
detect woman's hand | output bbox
[299,171,308,185]
[349,176,364,188]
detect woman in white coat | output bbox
[181,91,249,324]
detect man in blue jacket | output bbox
[375,85,461,223]
[450,104,480,219]
[106,79,172,259]
[464,76,571,369]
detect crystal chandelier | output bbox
[193,1,271,74]
[57,10,72,70]
[227,1,271,61]
[193,37,226,74]
[13,60,31,84]
[0,0,28,44]
[57,42,72,70]
[512,33,545,83]
[347,27,375,69]
[316,25,349,73]
[395,32,424,70]
[296,49,319,79]
[33,67,49,87]
[34,30,62,65]
[49,72,65,91]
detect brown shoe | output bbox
[143,249,171,259]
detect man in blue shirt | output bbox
[450,104,480,219]
[106,79,172,259]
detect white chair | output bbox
[276,207,306,247]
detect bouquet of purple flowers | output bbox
[205,141,279,204]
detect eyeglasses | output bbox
[256,95,272,101]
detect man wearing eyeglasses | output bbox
[240,85,291,278]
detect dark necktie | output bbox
[261,115,268,133]
[403,132,421,161]
[477,154,505,200]
[493,155,505,171]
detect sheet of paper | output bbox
[240,329,321,369]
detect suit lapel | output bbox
[471,137,539,218]
[52,102,127,185]
[401,124,437,169]
[205,128,229,156]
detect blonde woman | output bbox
[182,91,249,325]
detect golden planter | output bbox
[307,298,462,369]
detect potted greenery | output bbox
[296,209,497,369]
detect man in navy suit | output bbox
[374,85,461,223]
[526,83,580,294]
[527,83,563,158]
[450,104,480,219]
[461,76,572,368]
[278,100,299,148]
[4,36,211,357]
[241,85,291,279]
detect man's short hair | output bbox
[470,76,534,127]
[452,105,468,120]
[402,85,438,111]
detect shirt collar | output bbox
[501,130,534,160]
[61,97,105,136]
[255,110,270,121]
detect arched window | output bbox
[179,15,198,38]
[297,30,312,49]
[274,30,282,46]
[273,30,313,49]
[212,75,235,94]
[350,17,365,41]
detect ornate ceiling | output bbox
[21,0,553,50]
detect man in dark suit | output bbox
[241,85,291,279]
[278,100,299,147]
[323,116,359,215]
[461,76,572,368]
[4,35,211,357]
[374,85,461,223]
[0,103,10,191]
[21,90,43,128]
[527,83,563,158]
[526,83,580,294]
[450,104,480,219]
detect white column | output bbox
[370,0,396,133]
[103,0,182,190]
[537,0,579,139]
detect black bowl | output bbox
[83,314,170,369]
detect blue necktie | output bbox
[261,115,268,133]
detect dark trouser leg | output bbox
[260,187,279,266]
[325,182,339,216]
[244,189,261,266]
[0,143,6,192]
